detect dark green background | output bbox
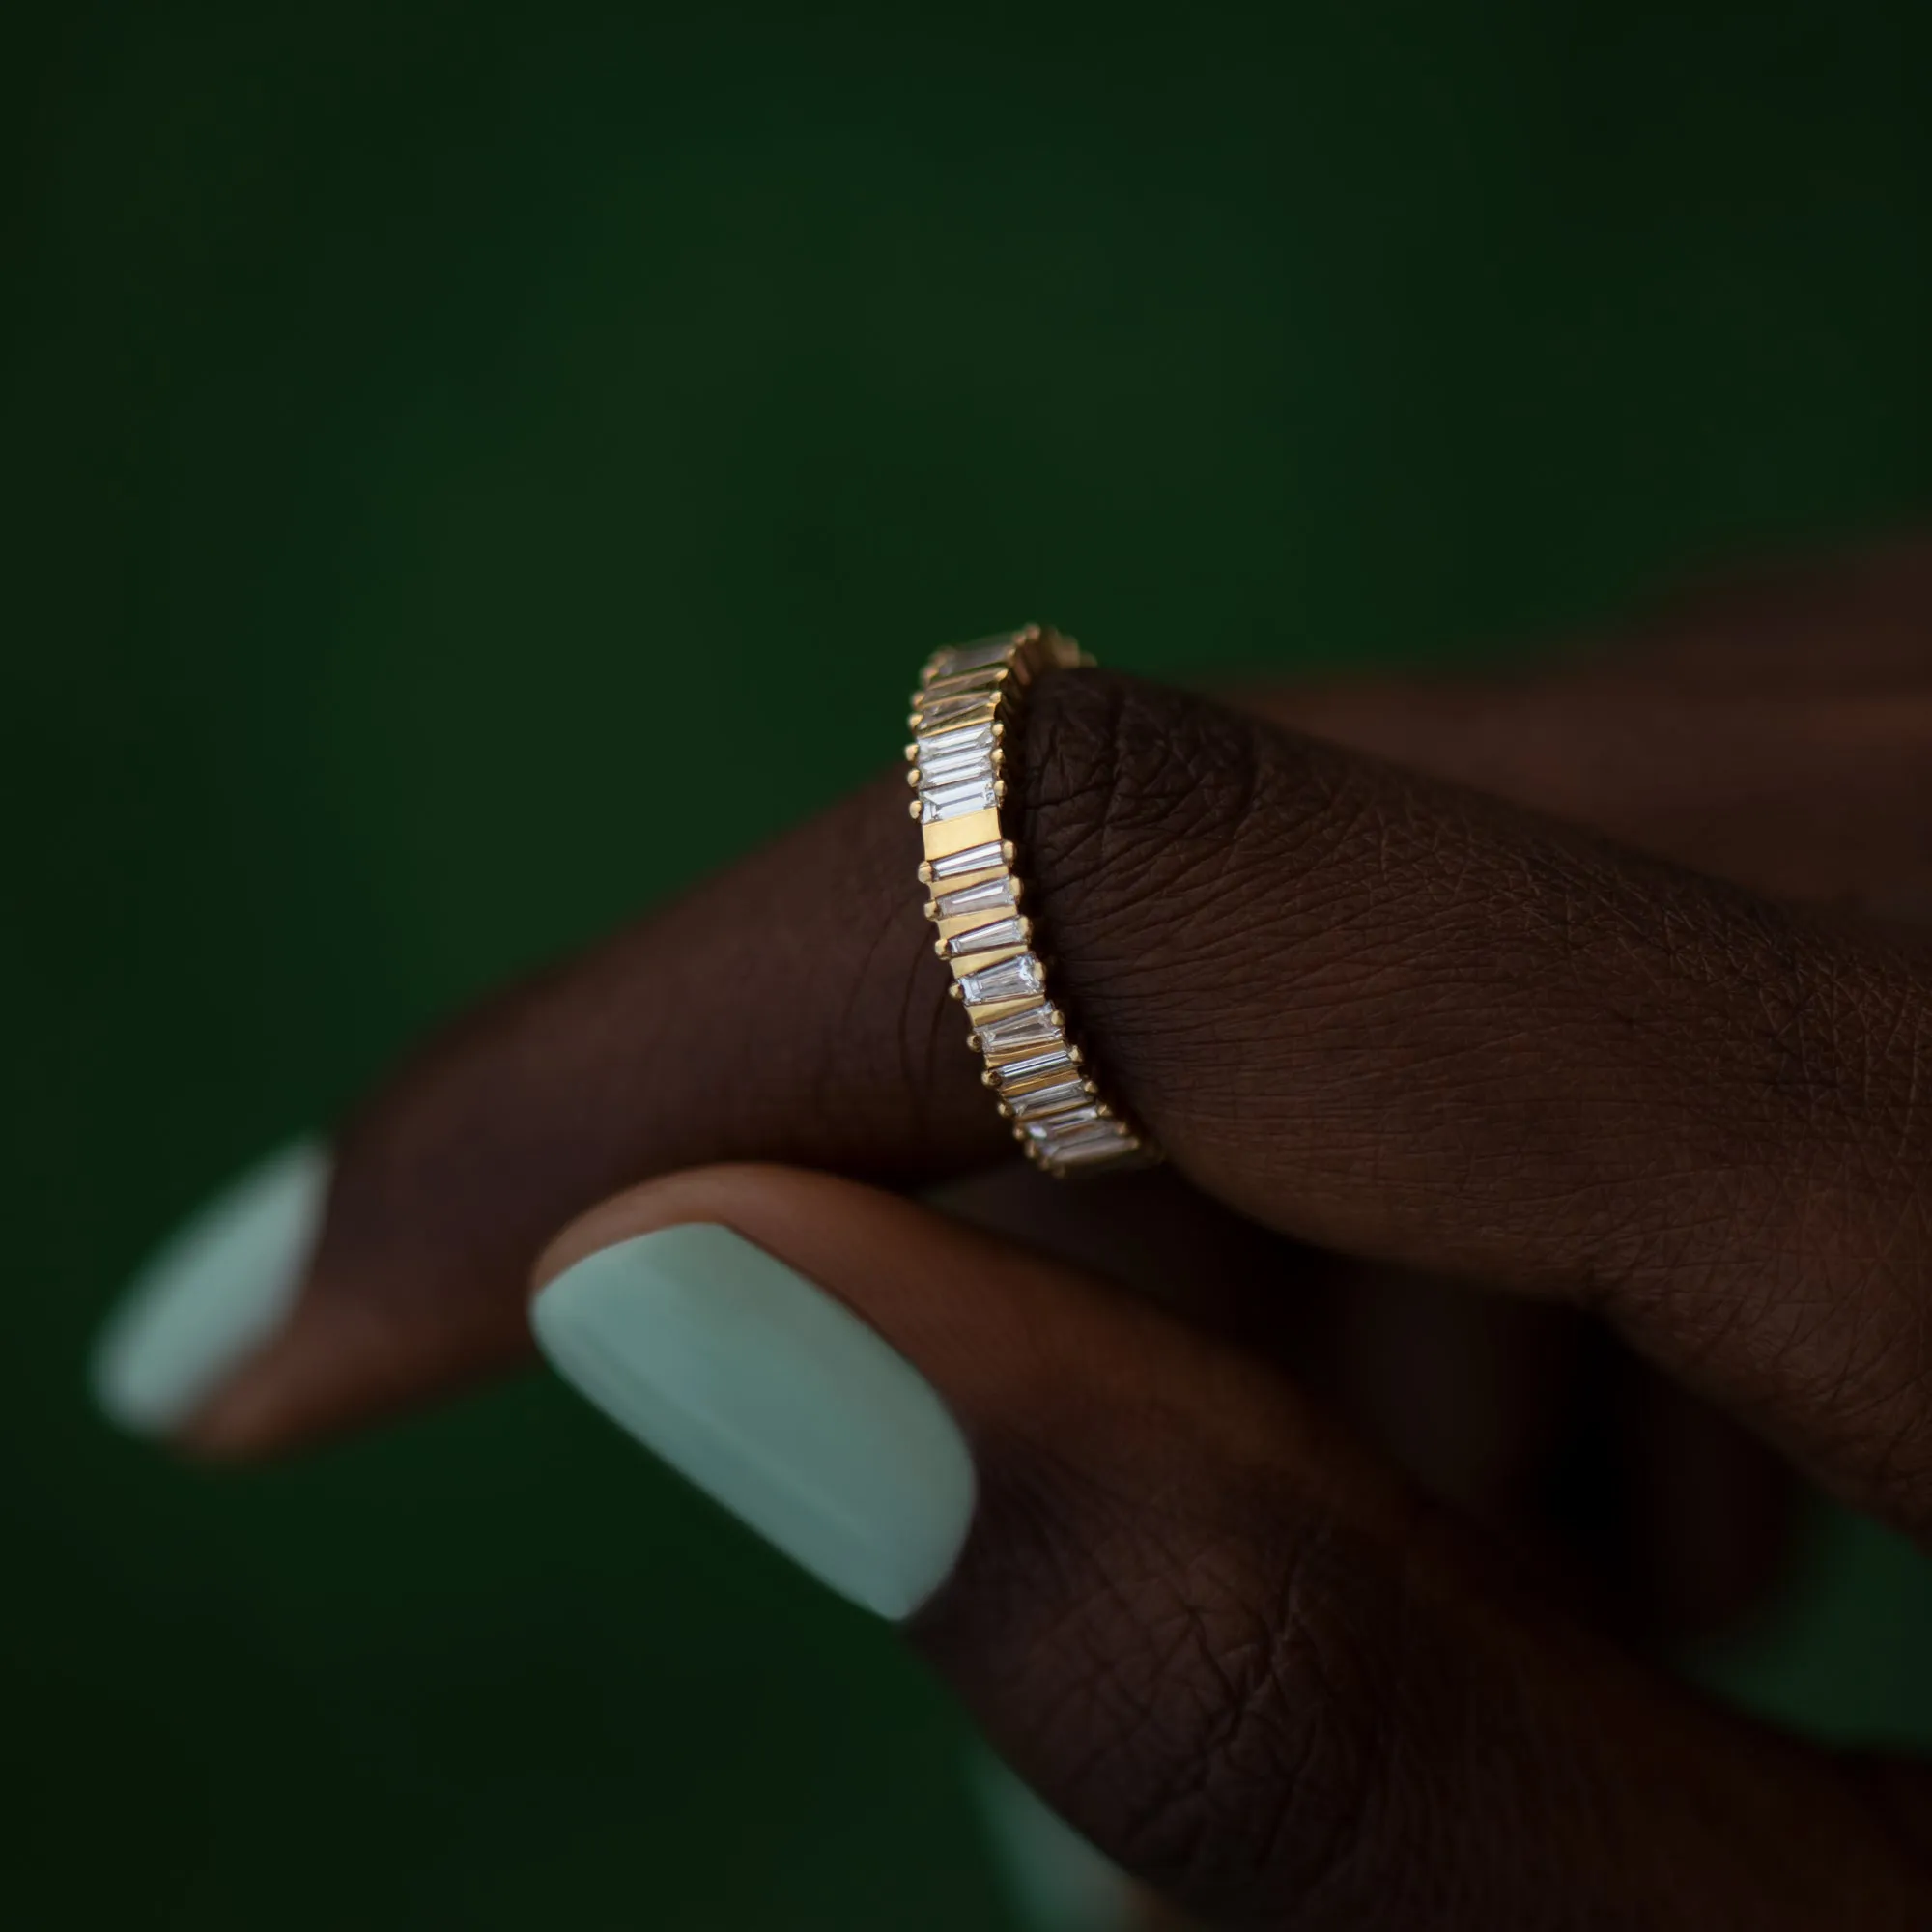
[9,4,1932,1924]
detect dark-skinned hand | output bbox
[120,531,1932,1928]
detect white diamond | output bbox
[973,1002,1061,1053]
[1020,1102,1103,1143]
[931,874,1015,921]
[927,839,1005,882]
[921,774,997,822]
[1049,1127,1133,1169]
[1009,1077,1092,1120]
[923,665,1006,703]
[988,1045,1076,1090]
[943,915,1025,958]
[959,953,1044,1006]
[929,636,1017,679]
[916,721,996,762]
[916,689,1000,729]
[919,744,993,787]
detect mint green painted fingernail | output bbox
[530,1224,976,1620]
[90,1139,329,1436]
[971,1756,1137,1932]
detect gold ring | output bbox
[907,627,1155,1179]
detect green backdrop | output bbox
[9,3,1932,1924]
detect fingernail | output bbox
[970,1757,1139,1932]
[91,1138,330,1437]
[529,1223,976,1620]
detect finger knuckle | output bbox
[1008,671,1316,1061]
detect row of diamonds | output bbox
[911,629,1144,1177]
[907,639,1011,828]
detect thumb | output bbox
[528,1164,1927,1931]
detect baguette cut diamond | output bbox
[916,721,996,762]
[987,1045,1078,1090]
[1049,1125,1134,1167]
[972,1003,1063,1056]
[959,953,1044,1006]
[926,839,1005,882]
[1009,1077,1093,1120]
[921,774,998,822]
[942,915,1025,958]
[910,625,1151,1178]
[928,637,1019,679]
[1020,1102,1104,1142]
[919,744,994,787]
[922,665,1006,702]
[915,690,1000,729]
[931,874,1016,921]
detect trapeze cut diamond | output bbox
[943,915,1025,958]
[927,839,1005,882]
[931,873,1015,921]
[959,952,1044,1007]
[974,1002,1061,1053]
[921,774,997,822]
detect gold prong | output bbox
[907,798,923,821]
[965,1032,981,1052]
[906,767,923,787]
[994,778,1008,804]
[1000,839,1016,863]
[948,982,964,1001]
[917,860,935,885]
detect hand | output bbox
[99,531,1932,1925]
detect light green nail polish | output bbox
[530,1224,976,1620]
[90,1138,329,1436]
[971,1756,1137,1932]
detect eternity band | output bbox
[907,626,1154,1179]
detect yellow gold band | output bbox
[906,626,1155,1179]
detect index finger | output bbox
[106,668,1932,1543]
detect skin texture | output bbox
[539,1164,1932,1931]
[163,527,1932,1925]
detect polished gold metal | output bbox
[907,627,1155,1178]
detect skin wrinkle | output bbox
[173,563,1932,1910]
[1238,1516,1389,1909]
[1097,1521,1381,1918]
[939,1312,1415,1918]
[997,670,1932,1544]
